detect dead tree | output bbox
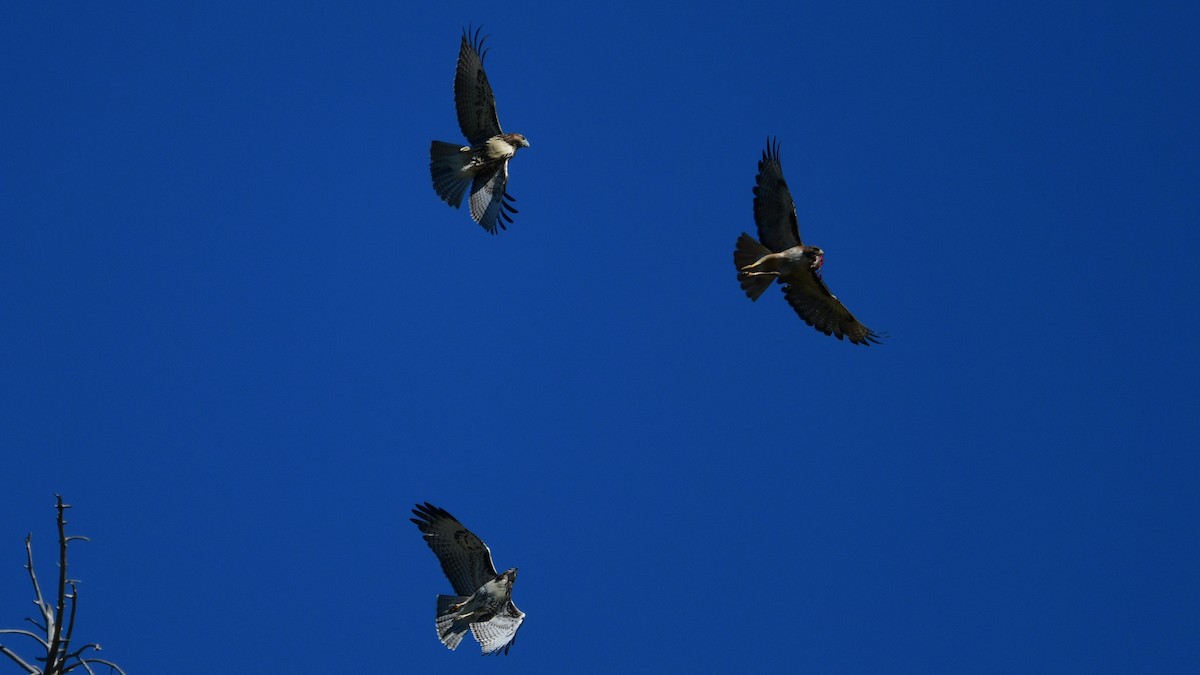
[0,495,126,675]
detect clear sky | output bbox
[2,2,1197,673]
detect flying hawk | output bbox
[410,502,525,655]
[429,27,530,234]
[734,138,884,345]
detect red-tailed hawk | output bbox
[410,502,525,655]
[430,27,529,234]
[734,138,884,345]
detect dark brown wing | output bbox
[780,270,884,345]
[753,137,803,252]
[411,502,500,595]
[454,27,504,145]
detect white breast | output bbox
[484,136,516,160]
[769,246,814,275]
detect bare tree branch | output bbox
[0,644,40,673]
[80,658,126,675]
[63,652,127,675]
[46,495,72,674]
[23,535,51,633]
[62,582,80,665]
[65,661,96,675]
[3,496,123,675]
[0,628,50,648]
[62,641,101,664]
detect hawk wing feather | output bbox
[470,164,517,234]
[471,601,525,655]
[455,26,504,145]
[411,502,499,597]
[753,137,803,252]
[780,273,884,345]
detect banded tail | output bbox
[734,233,776,301]
[435,594,472,651]
[430,141,472,208]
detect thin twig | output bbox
[81,658,127,675]
[0,644,40,673]
[63,652,112,675]
[24,534,52,632]
[23,535,40,605]
[64,581,80,660]
[0,628,50,648]
[63,658,94,675]
[62,641,101,662]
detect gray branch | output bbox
[46,495,73,674]
[3,495,123,675]
[81,658,127,675]
[0,644,40,674]
[0,628,50,648]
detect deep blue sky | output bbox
[2,2,1197,672]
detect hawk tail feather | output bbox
[734,233,775,301]
[435,594,472,650]
[430,141,472,208]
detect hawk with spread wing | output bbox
[410,502,525,655]
[429,27,530,234]
[734,138,884,345]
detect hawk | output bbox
[429,27,530,234]
[410,502,525,655]
[734,138,884,345]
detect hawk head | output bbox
[807,246,825,271]
[491,568,518,602]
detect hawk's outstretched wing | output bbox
[780,273,884,345]
[469,164,518,234]
[454,27,504,145]
[753,137,803,253]
[470,600,525,655]
[411,502,499,596]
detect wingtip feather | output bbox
[462,24,489,61]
